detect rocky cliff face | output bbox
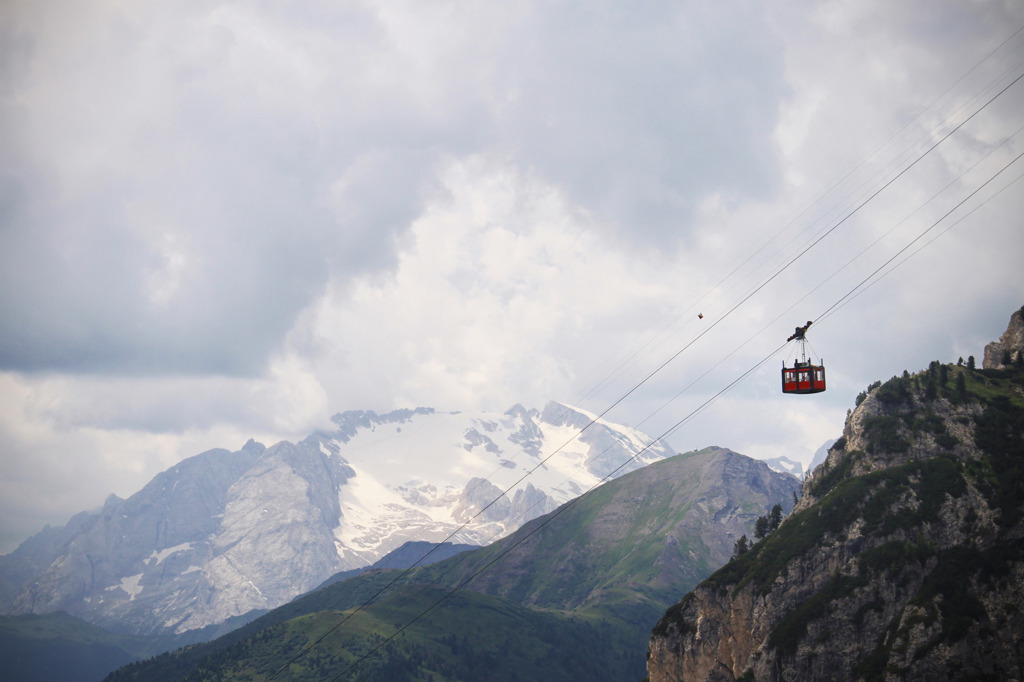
[6,438,351,635]
[648,309,1024,681]
[984,306,1024,369]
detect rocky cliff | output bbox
[648,308,1024,681]
[984,306,1024,369]
[6,438,352,635]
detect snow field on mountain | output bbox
[329,405,667,563]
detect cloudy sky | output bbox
[2,0,1023,553]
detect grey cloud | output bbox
[0,1,790,377]
[0,4,444,376]
[486,2,786,241]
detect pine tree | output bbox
[768,503,783,532]
[754,515,769,539]
[733,535,750,559]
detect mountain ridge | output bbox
[1,401,674,636]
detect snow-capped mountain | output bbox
[1,402,674,635]
[759,455,803,479]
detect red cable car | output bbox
[782,320,826,394]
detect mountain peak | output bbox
[983,304,1024,369]
[241,438,265,454]
[540,400,594,429]
[328,407,437,442]
[503,403,536,419]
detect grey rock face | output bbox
[983,306,1024,369]
[7,437,353,634]
[7,442,264,633]
[452,478,511,523]
[329,408,436,442]
[5,436,354,634]
[192,438,355,633]
[507,404,545,456]
[0,509,97,609]
[806,438,835,474]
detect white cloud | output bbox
[300,157,678,414]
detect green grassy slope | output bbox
[159,586,631,682]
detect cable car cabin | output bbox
[782,361,826,394]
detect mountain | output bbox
[104,447,802,682]
[806,438,836,473]
[1,401,673,636]
[759,438,838,480]
[310,540,478,592]
[417,447,801,625]
[760,455,803,478]
[0,508,100,612]
[647,307,1024,681]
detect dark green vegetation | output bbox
[152,587,629,682]
[107,448,799,681]
[654,350,1024,680]
[704,453,966,599]
[0,612,165,682]
[0,608,266,682]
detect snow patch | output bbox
[105,573,145,601]
[147,542,194,565]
